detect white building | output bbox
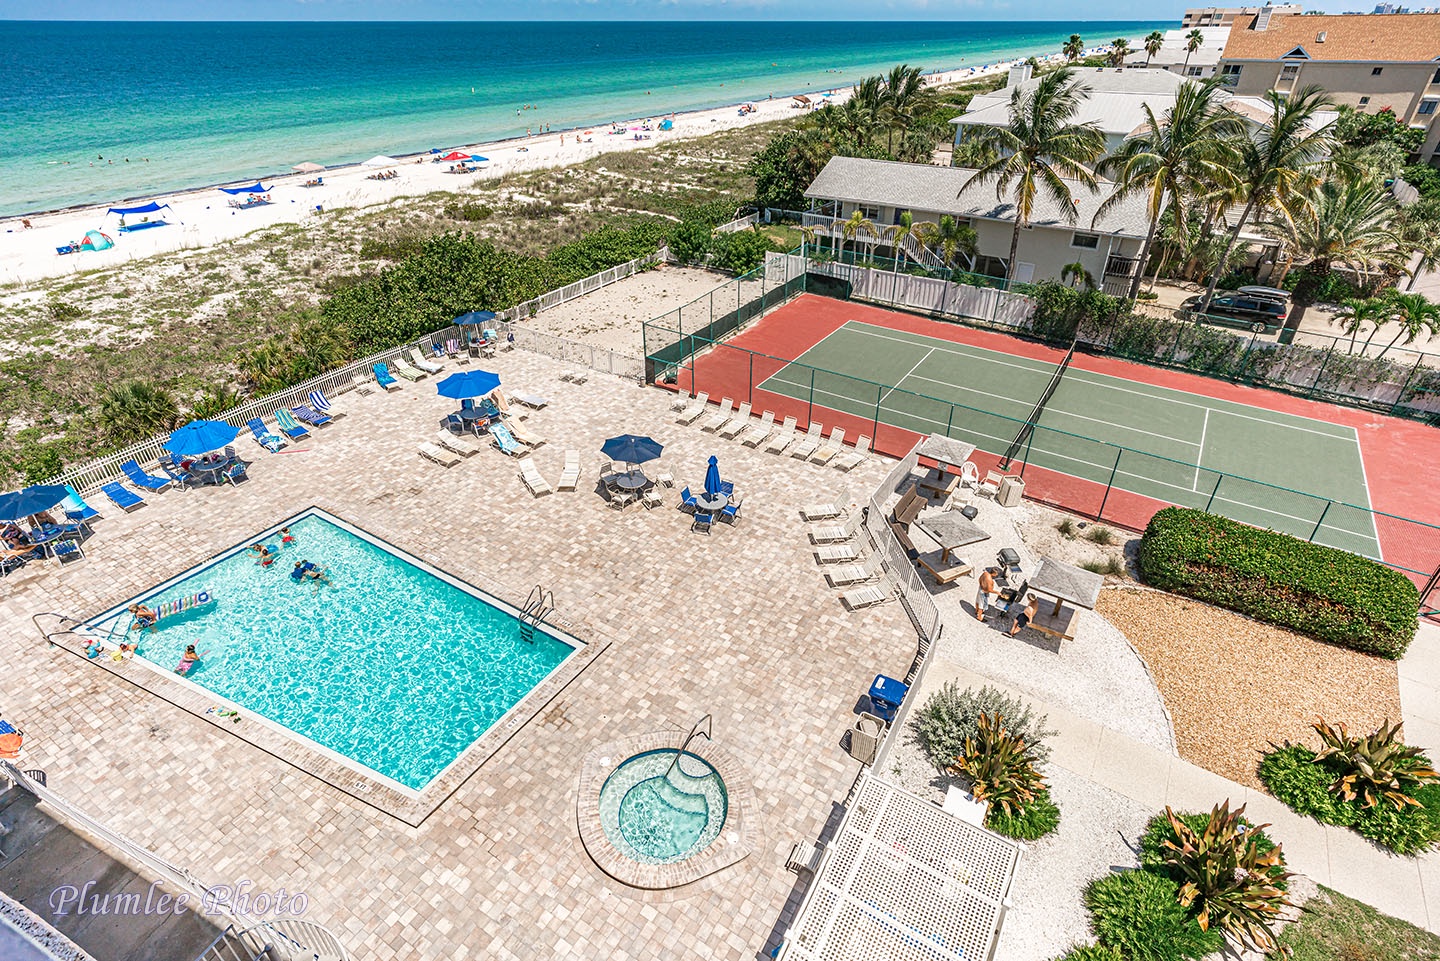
[1142,26,1232,78]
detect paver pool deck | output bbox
[0,348,916,959]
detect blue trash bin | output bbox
[868,674,909,724]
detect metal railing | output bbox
[862,449,942,644]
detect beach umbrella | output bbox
[703,455,722,500]
[292,162,325,173]
[601,434,663,467]
[453,310,497,326]
[469,155,489,162]
[0,485,69,522]
[165,419,240,457]
[440,151,471,161]
[436,370,501,400]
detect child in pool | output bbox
[175,645,202,674]
[280,527,296,546]
[249,543,276,567]
[128,604,158,630]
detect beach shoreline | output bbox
[0,45,1118,287]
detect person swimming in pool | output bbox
[250,543,276,567]
[175,645,202,674]
[128,604,158,630]
[280,527,296,546]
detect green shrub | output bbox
[986,786,1061,840]
[1139,811,1287,890]
[1353,785,1440,854]
[708,230,783,275]
[1084,870,1225,961]
[1085,526,1115,545]
[1137,507,1418,658]
[1050,945,1123,961]
[912,683,1057,769]
[1259,745,1358,825]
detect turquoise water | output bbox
[1,20,1169,217]
[599,750,728,864]
[94,511,576,790]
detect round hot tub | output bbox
[598,749,729,865]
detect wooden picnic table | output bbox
[1023,557,1105,641]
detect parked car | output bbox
[1182,288,1288,333]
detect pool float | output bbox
[0,720,22,759]
[151,591,212,624]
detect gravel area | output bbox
[911,491,1175,754]
[1097,587,1403,789]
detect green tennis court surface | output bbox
[758,320,1380,557]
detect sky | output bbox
[0,0,1201,21]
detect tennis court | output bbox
[755,319,1381,559]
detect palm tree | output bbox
[1265,175,1405,331]
[885,210,931,271]
[881,64,934,155]
[1110,38,1132,68]
[915,215,979,272]
[961,68,1106,287]
[100,380,179,444]
[1183,29,1205,71]
[1061,261,1097,289]
[1375,291,1440,359]
[841,209,878,265]
[1097,79,1244,298]
[1144,31,1164,66]
[1199,84,1336,330]
[1330,296,1387,355]
[1400,198,1440,291]
[1063,34,1085,63]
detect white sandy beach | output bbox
[0,50,1100,287]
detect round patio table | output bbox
[613,470,651,491]
[693,492,728,512]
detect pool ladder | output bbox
[519,586,554,643]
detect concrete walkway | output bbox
[923,660,1440,934]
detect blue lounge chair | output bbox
[679,487,698,513]
[291,404,332,427]
[62,485,99,523]
[101,482,145,512]
[374,363,400,392]
[692,511,714,534]
[120,460,174,492]
[490,422,525,457]
[273,408,311,441]
[307,390,340,416]
[247,418,284,452]
[224,461,248,485]
[53,538,84,564]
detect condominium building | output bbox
[1143,26,1232,78]
[1182,5,1303,27]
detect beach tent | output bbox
[792,95,811,105]
[292,162,325,173]
[469,155,489,163]
[79,230,113,252]
[107,200,171,218]
[439,151,470,161]
[363,155,397,167]
[105,200,173,232]
[659,119,673,131]
[219,182,270,195]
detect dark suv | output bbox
[1181,288,1288,333]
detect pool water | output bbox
[94,511,576,790]
[598,750,728,864]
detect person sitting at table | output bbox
[1007,594,1039,638]
[2,523,28,549]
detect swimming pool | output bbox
[92,510,578,791]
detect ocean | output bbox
[1,20,1169,218]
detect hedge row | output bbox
[1137,507,1418,659]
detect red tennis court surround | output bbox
[674,293,1440,578]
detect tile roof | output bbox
[803,157,1153,238]
[1221,12,1440,63]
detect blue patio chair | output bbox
[157,456,195,489]
[678,487,698,513]
[691,511,714,534]
[721,495,743,525]
[224,461,249,486]
[52,538,84,565]
[443,413,465,434]
[247,418,284,452]
[373,363,400,391]
[720,480,735,496]
[120,459,174,492]
[291,404,332,427]
[273,408,311,441]
[100,482,145,512]
[62,485,100,522]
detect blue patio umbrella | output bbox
[165,420,240,457]
[0,485,69,521]
[436,370,502,399]
[704,455,723,500]
[601,434,663,466]
[453,310,497,326]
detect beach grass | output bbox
[1279,886,1440,960]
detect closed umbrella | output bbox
[704,455,722,500]
[601,434,663,467]
[165,420,240,457]
[436,370,502,399]
[0,485,70,521]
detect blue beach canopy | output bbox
[601,434,663,466]
[0,485,70,521]
[469,155,488,162]
[165,419,240,456]
[453,310,497,326]
[107,201,171,216]
[219,182,270,195]
[436,370,501,399]
[704,455,722,500]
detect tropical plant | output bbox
[747,128,838,210]
[1083,870,1224,961]
[913,215,978,271]
[1160,803,1293,953]
[1061,261,1096,289]
[1400,198,1440,290]
[1199,85,1336,323]
[1109,38,1131,68]
[885,210,928,271]
[190,388,245,420]
[950,713,1047,818]
[1375,291,1440,359]
[912,682,1057,768]
[99,380,180,444]
[1330,296,1388,354]
[960,67,1106,286]
[1312,718,1439,809]
[879,64,937,155]
[1052,945,1124,961]
[1144,30,1164,66]
[840,208,878,265]
[1182,29,1205,70]
[1063,34,1085,62]
[1097,79,1244,298]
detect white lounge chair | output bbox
[519,457,553,496]
[717,402,752,439]
[436,431,481,457]
[833,435,871,472]
[669,392,691,412]
[801,490,848,521]
[827,554,883,587]
[790,422,824,459]
[642,487,665,509]
[558,450,580,491]
[654,462,675,488]
[408,347,443,375]
[676,391,710,425]
[507,418,546,449]
[511,393,549,410]
[392,357,427,381]
[418,442,459,467]
[764,415,798,454]
[810,512,863,545]
[702,397,735,432]
[842,575,895,611]
[740,411,775,447]
[815,543,862,564]
[811,427,846,465]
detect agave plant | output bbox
[948,712,1045,818]
[1312,717,1439,810]
[1161,802,1293,953]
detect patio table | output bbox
[1023,556,1105,641]
[914,512,991,563]
[693,492,728,512]
[612,470,651,492]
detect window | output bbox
[1281,64,1300,77]
[1221,64,1242,74]
[1421,100,1438,116]
[1186,66,1204,77]
[1372,67,1384,76]
[1433,67,1440,83]
[1359,96,1371,106]
[859,205,880,220]
[1071,232,1100,249]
